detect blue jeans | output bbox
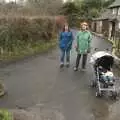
[60,49,70,63]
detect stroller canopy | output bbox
[90,51,114,70]
[90,51,112,64]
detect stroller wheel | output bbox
[96,90,102,97]
[111,91,117,100]
[96,86,103,97]
[90,80,97,88]
[96,91,102,97]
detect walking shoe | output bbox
[81,67,86,71]
[74,67,78,71]
[66,62,70,68]
[60,63,64,68]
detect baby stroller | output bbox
[90,49,118,99]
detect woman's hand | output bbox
[74,45,78,52]
[76,47,78,52]
[87,48,91,53]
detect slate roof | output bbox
[93,9,120,21]
[93,0,120,21]
[93,10,110,21]
[109,0,120,8]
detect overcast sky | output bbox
[3,0,26,3]
[63,0,74,3]
[5,0,17,2]
[4,0,71,3]
[6,0,14,2]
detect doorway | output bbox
[111,21,116,39]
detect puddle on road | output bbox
[88,66,120,120]
[90,100,116,120]
[108,100,120,120]
[106,67,120,120]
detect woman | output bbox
[59,24,73,68]
[74,22,92,71]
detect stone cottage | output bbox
[92,0,120,40]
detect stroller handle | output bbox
[94,48,112,52]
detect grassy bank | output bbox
[0,110,12,120]
[0,16,59,63]
[0,39,57,62]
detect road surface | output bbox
[0,33,120,120]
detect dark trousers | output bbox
[75,54,87,68]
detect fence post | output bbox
[112,40,116,55]
[112,31,120,56]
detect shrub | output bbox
[0,16,57,53]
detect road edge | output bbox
[92,32,120,69]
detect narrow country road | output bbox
[0,32,120,120]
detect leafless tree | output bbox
[26,0,63,15]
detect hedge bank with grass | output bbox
[0,16,58,62]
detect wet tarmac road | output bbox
[0,33,120,120]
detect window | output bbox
[112,8,115,14]
[112,8,117,15]
[118,8,120,15]
[119,22,120,29]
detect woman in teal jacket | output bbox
[59,24,73,68]
[74,22,92,71]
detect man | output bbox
[74,22,92,71]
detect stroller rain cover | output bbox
[90,51,113,65]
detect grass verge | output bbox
[0,110,12,120]
[0,39,57,63]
